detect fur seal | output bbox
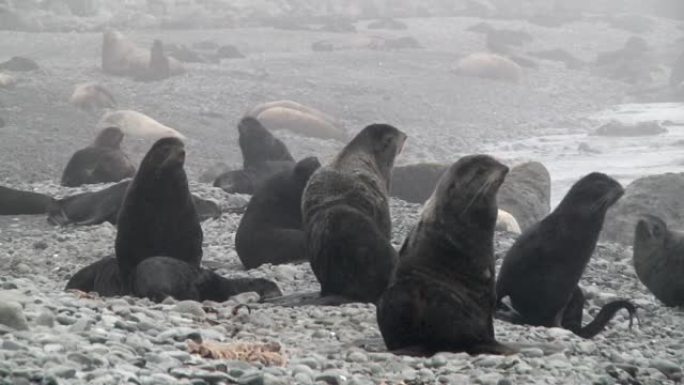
[61,127,136,187]
[214,117,295,194]
[377,155,513,356]
[246,100,346,141]
[70,82,116,112]
[115,137,203,287]
[236,157,321,269]
[102,30,184,79]
[633,215,684,306]
[47,180,221,227]
[133,256,282,303]
[65,256,123,297]
[496,173,637,338]
[0,186,55,215]
[97,110,186,140]
[303,123,406,303]
[454,53,522,83]
[497,161,551,232]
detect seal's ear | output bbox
[294,156,321,181]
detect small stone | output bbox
[2,339,26,350]
[476,355,503,368]
[56,314,77,326]
[0,301,28,330]
[519,348,544,358]
[476,373,502,385]
[650,359,682,381]
[231,292,260,304]
[35,311,55,327]
[173,301,206,318]
[33,241,48,250]
[69,319,92,333]
[346,351,367,363]
[49,366,76,379]
[425,354,448,368]
[315,370,349,385]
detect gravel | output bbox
[1,12,684,385]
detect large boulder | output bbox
[497,161,551,232]
[390,163,448,203]
[602,172,684,245]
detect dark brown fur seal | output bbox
[65,256,123,297]
[236,157,321,269]
[214,117,295,194]
[0,186,55,215]
[61,127,136,187]
[377,155,513,356]
[303,124,406,303]
[115,137,203,287]
[48,180,220,226]
[496,172,637,338]
[633,215,684,306]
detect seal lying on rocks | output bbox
[633,215,684,307]
[303,123,406,303]
[236,157,321,269]
[47,180,220,226]
[0,186,55,215]
[496,172,637,339]
[378,155,514,356]
[61,127,136,187]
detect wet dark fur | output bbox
[496,172,637,338]
[214,117,295,194]
[61,127,135,187]
[65,256,125,297]
[303,124,406,303]
[633,215,684,307]
[133,257,282,303]
[236,157,321,269]
[377,155,513,356]
[49,180,220,226]
[0,186,55,215]
[115,137,202,288]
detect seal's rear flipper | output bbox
[263,292,354,307]
[561,286,637,339]
[197,272,282,302]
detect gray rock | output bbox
[173,301,206,318]
[315,370,349,385]
[0,301,28,330]
[35,311,55,327]
[650,359,682,381]
[498,161,551,231]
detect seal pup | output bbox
[65,256,124,297]
[61,127,136,187]
[115,137,203,287]
[303,123,406,303]
[453,52,522,83]
[70,82,116,113]
[236,157,321,269]
[48,180,220,227]
[0,186,55,215]
[97,110,186,140]
[377,155,514,356]
[246,100,347,141]
[496,173,637,339]
[133,257,282,303]
[633,215,684,306]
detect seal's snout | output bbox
[396,132,408,155]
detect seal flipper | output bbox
[196,271,282,302]
[561,286,637,339]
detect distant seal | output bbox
[0,186,55,215]
[497,161,551,232]
[633,215,684,306]
[377,155,513,356]
[135,39,173,82]
[97,110,186,140]
[214,117,295,194]
[102,30,184,79]
[390,163,447,203]
[246,100,347,141]
[454,53,522,83]
[303,124,406,303]
[115,137,203,287]
[496,173,637,338]
[61,127,136,187]
[70,82,116,112]
[236,157,321,269]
